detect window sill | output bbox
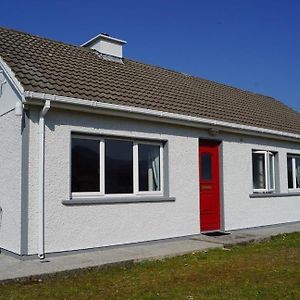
[62,196,176,205]
[250,192,300,198]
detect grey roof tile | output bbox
[0,27,300,135]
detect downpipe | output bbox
[38,100,50,260]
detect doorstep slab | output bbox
[193,221,300,246]
[192,233,259,246]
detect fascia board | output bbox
[23,91,300,142]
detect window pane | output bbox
[139,144,160,191]
[201,153,212,180]
[252,153,266,189]
[296,158,300,188]
[287,157,293,189]
[105,139,133,194]
[269,154,274,190]
[72,138,100,192]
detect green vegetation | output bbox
[1,233,300,299]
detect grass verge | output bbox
[1,232,300,299]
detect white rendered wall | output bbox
[26,108,300,254]
[222,135,300,230]
[0,80,22,253]
[27,109,202,254]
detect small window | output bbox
[201,153,212,180]
[252,150,275,193]
[287,155,300,190]
[71,135,164,197]
[138,144,161,191]
[287,157,294,189]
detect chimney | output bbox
[81,33,126,62]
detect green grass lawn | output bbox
[1,233,300,300]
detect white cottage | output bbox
[0,27,299,259]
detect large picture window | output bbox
[71,135,163,197]
[287,155,300,190]
[252,150,276,193]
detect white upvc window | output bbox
[252,150,276,193]
[287,155,300,191]
[71,135,164,198]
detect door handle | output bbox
[201,184,212,190]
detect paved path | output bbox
[0,222,299,282]
[0,239,221,282]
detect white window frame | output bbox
[135,140,164,196]
[252,150,276,193]
[287,155,300,191]
[71,134,164,199]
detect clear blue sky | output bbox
[1,0,300,111]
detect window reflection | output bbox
[139,144,160,191]
[105,139,133,194]
[72,138,100,192]
[287,157,293,189]
[296,158,300,188]
[252,153,266,190]
[202,153,212,180]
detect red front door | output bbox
[199,140,221,232]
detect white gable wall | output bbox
[25,108,300,255]
[0,74,22,254]
[0,67,22,116]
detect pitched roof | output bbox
[1,27,300,135]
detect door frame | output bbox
[199,138,224,233]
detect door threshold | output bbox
[202,230,231,237]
